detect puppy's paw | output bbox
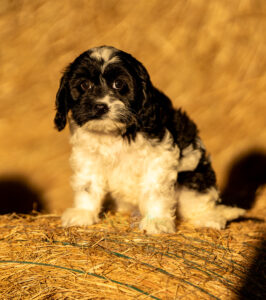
[139,216,176,234]
[190,217,227,230]
[61,208,99,227]
[189,206,246,230]
[218,205,246,220]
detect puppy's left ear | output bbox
[135,63,173,136]
[54,74,70,131]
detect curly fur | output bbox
[54,46,245,234]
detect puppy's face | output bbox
[54,46,151,134]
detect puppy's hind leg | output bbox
[177,158,245,229]
[177,187,245,229]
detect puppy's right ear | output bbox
[54,74,70,131]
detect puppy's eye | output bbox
[112,79,125,90]
[80,80,93,91]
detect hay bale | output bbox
[0,211,265,299]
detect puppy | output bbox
[54,46,245,234]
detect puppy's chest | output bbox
[71,131,180,192]
[71,132,147,174]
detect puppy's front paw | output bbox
[61,208,99,227]
[139,216,176,234]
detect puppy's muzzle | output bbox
[93,103,109,118]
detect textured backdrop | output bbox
[0,0,265,213]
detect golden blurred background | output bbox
[0,0,265,214]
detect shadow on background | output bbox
[0,176,46,214]
[221,149,266,209]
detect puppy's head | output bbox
[54,46,154,135]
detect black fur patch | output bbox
[178,156,217,192]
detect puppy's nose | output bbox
[94,103,109,116]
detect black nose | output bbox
[94,103,109,116]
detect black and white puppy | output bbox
[54,46,245,234]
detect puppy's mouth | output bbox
[80,105,130,134]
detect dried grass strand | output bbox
[0,259,160,300]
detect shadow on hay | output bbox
[221,149,266,210]
[222,150,266,298]
[238,233,266,300]
[0,176,46,214]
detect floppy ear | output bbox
[132,62,175,141]
[132,61,172,133]
[54,74,70,131]
[139,85,172,133]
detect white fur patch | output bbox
[178,144,201,172]
[139,216,176,234]
[90,46,120,70]
[83,119,126,134]
[90,47,115,62]
[178,137,206,172]
[178,187,245,229]
[61,208,99,227]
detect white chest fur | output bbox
[69,127,180,206]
